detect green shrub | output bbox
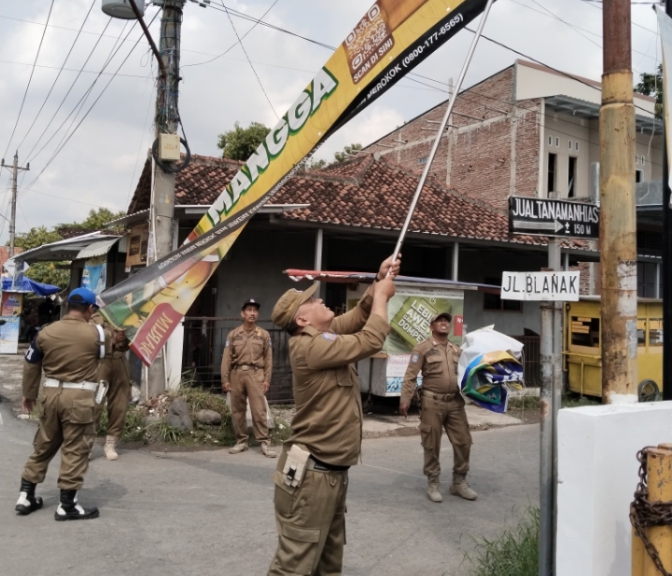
[466,507,539,576]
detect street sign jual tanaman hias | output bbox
[508,196,599,239]
[98,0,494,366]
[500,271,580,301]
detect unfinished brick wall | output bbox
[450,118,512,210]
[367,67,516,158]
[365,66,542,209]
[515,103,542,199]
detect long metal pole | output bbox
[663,0,672,401]
[390,0,495,263]
[539,299,554,576]
[599,0,638,404]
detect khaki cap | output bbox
[271,283,319,328]
[430,311,452,324]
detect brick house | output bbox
[120,152,593,397]
[363,60,662,296]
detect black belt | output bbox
[310,456,350,472]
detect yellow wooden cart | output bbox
[563,296,662,401]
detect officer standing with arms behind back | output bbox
[15,288,106,521]
[222,298,276,458]
[400,312,477,503]
[267,255,399,576]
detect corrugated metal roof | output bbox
[76,237,121,259]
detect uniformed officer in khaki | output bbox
[267,255,399,576]
[400,312,477,503]
[222,298,276,458]
[15,288,105,521]
[92,312,131,461]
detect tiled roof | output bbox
[128,153,587,249]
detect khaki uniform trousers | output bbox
[95,355,131,438]
[268,452,348,576]
[230,368,269,444]
[420,394,472,479]
[22,387,96,490]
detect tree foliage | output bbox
[72,208,126,231]
[217,122,271,161]
[333,143,363,163]
[634,64,663,119]
[9,208,126,290]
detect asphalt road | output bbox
[0,401,539,576]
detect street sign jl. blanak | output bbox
[508,196,600,239]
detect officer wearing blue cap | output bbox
[15,287,108,521]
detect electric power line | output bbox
[15,0,97,153]
[3,0,56,160]
[23,16,157,196]
[182,0,281,68]
[27,19,139,164]
[218,0,280,119]
[24,17,115,163]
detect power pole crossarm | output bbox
[1,152,30,258]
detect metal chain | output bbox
[629,447,672,576]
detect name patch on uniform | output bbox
[322,333,338,341]
[225,340,230,348]
[268,338,272,347]
[25,339,44,364]
[410,353,419,364]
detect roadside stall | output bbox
[285,270,508,405]
[1,277,61,353]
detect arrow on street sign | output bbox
[508,196,599,239]
[511,219,564,234]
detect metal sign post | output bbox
[501,267,577,576]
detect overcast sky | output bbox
[0,0,662,244]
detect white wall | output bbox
[557,401,672,576]
[515,61,656,117]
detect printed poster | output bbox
[384,286,464,394]
[81,259,107,296]
[0,316,20,354]
[1,291,24,316]
[97,0,492,366]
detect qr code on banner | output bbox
[343,3,394,84]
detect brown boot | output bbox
[229,442,249,455]
[104,436,119,461]
[261,442,277,458]
[449,473,477,500]
[427,477,443,503]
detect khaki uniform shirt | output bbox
[22,315,105,400]
[286,292,391,467]
[92,312,128,356]
[400,337,462,406]
[221,325,273,383]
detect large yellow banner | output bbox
[100,0,491,365]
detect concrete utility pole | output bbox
[0,152,30,257]
[147,0,185,398]
[599,0,638,404]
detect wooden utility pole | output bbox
[0,152,30,257]
[147,0,185,398]
[599,0,638,404]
